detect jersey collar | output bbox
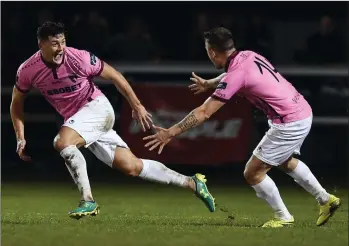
[40,51,65,69]
[224,50,240,72]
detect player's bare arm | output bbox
[100,62,152,132]
[189,72,226,95]
[10,87,31,161]
[143,97,225,154]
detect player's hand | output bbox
[189,72,209,95]
[143,125,172,154]
[132,105,153,132]
[16,139,32,162]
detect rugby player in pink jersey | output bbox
[10,21,215,219]
[144,27,341,227]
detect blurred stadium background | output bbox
[1,2,348,246]
[2,1,347,185]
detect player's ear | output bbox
[38,39,42,49]
[211,49,216,58]
[38,39,47,50]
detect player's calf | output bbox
[281,157,330,205]
[245,156,293,221]
[112,147,191,188]
[281,157,340,226]
[112,147,143,177]
[54,126,94,203]
[111,147,215,212]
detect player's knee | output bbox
[113,157,142,177]
[128,158,143,176]
[243,168,263,185]
[53,134,72,152]
[243,168,252,182]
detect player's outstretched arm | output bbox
[143,97,225,154]
[169,97,225,137]
[99,62,152,132]
[189,72,226,95]
[10,87,31,161]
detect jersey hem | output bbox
[15,84,30,93]
[211,95,228,103]
[95,61,104,77]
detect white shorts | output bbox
[252,115,313,166]
[63,96,129,167]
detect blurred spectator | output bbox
[70,11,109,57]
[69,14,86,47]
[85,11,110,56]
[37,8,54,26]
[187,12,211,60]
[244,16,273,59]
[2,14,28,84]
[295,15,345,64]
[104,16,160,62]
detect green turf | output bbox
[2,182,348,246]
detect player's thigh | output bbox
[54,126,86,151]
[244,155,273,184]
[61,96,115,148]
[252,117,312,167]
[87,130,142,176]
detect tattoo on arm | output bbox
[177,111,199,133]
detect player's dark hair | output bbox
[37,21,65,41]
[204,27,235,52]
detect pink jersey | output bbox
[212,50,312,124]
[15,47,104,121]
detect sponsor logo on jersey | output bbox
[217,81,227,90]
[90,53,97,66]
[47,82,82,95]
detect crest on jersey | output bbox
[217,82,227,90]
[89,52,97,66]
[68,73,78,83]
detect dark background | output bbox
[1,1,348,187]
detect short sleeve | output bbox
[15,65,32,93]
[79,50,104,77]
[211,70,245,102]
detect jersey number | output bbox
[254,56,279,82]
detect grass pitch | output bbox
[2,182,347,246]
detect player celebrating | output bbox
[144,27,341,228]
[10,21,215,219]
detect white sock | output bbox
[252,175,292,220]
[287,160,330,205]
[65,162,78,185]
[60,145,93,201]
[139,159,190,187]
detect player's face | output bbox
[205,41,223,69]
[40,34,66,65]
